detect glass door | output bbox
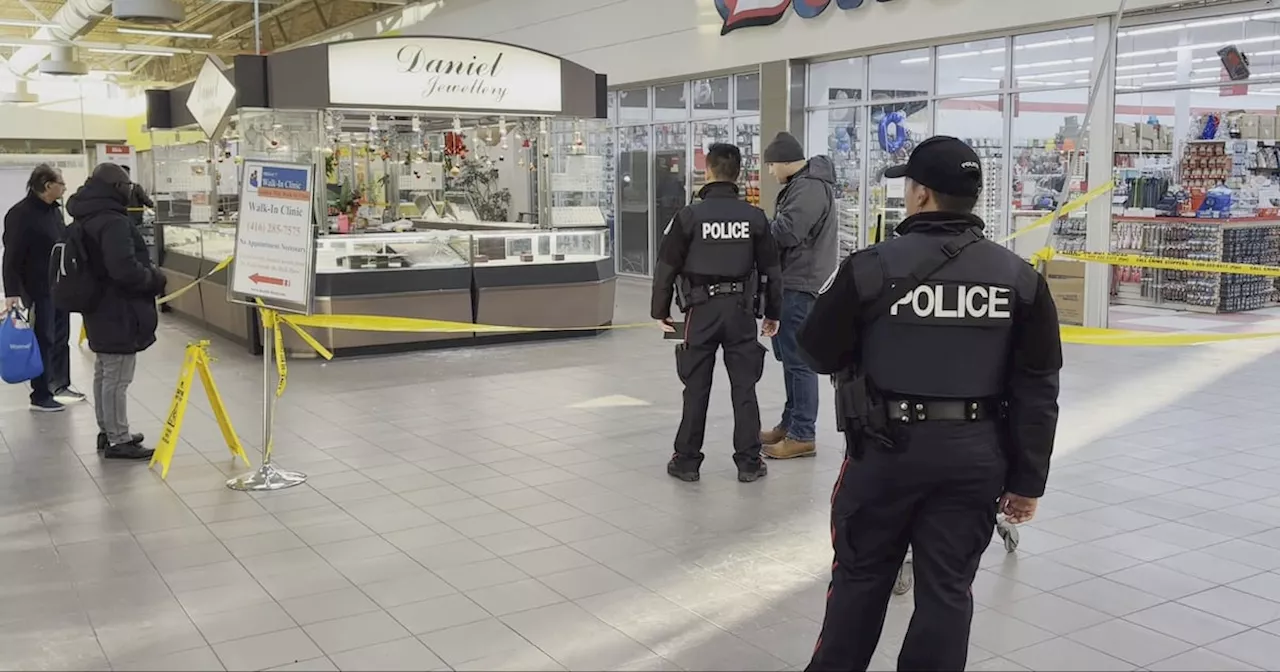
[617,125,651,276]
[692,120,732,194]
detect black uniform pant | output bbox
[672,294,767,470]
[28,296,71,403]
[808,420,1006,672]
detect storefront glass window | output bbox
[1009,89,1090,257]
[808,58,865,108]
[937,38,1008,96]
[692,120,732,192]
[607,91,617,125]
[691,76,731,117]
[871,49,931,100]
[735,116,762,207]
[653,122,689,251]
[869,101,929,232]
[654,83,688,121]
[1116,14,1280,91]
[935,95,1007,240]
[617,125,651,275]
[736,73,761,112]
[808,106,863,255]
[1013,27,1096,89]
[619,88,649,124]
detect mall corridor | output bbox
[0,281,1276,671]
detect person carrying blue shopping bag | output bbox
[3,163,81,412]
[0,308,44,384]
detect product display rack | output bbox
[1110,216,1280,313]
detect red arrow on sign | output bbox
[249,273,288,287]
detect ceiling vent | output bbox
[112,0,185,24]
[38,46,89,76]
[0,81,38,104]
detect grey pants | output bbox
[94,353,136,445]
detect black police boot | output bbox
[737,460,768,483]
[667,457,700,482]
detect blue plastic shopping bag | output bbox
[0,310,43,384]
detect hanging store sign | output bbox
[327,37,563,113]
[230,160,316,314]
[715,0,903,36]
[186,57,236,138]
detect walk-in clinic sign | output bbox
[231,161,316,311]
[715,0,902,35]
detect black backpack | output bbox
[50,221,101,313]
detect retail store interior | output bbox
[8,0,1280,670]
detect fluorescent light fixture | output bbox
[91,70,132,76]
[88,47,177,57]
[900,56,929,64]
[1015,36,1094,50]
[0,19,54,28]
[1016,69,1091,79]
[958,77,1002,84]
[1119,34,1280,59]
[1252,10,1280,20]
[117,27,212,39]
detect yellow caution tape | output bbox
[157,256,233,306]
[1060,326,1280,347]
[1056,249,1280,278]
[150,340,250,478]
[999,180,1115,244]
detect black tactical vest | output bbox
[680,184,760,283]
[857,228,1040,399]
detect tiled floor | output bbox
[5,279,1280,671]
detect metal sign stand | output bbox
[225,159,317,492]
[226,323,305,491]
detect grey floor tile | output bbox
[994,592,1114,635]
[212,628,324,672]
[1125,602,1250,647]
[303,610,412,656]
[436,557,529,591]
[418,618,534,666]
[1106,563,1217,600]
[541,563,637,600]
[968,610,1056,655]
[505,544,598,577]
[190,601,297,645]
[1004,636,1134,671]
[1149,648,1261,671]
[389,593,491,635]
[1069,619,1195,667]
[452,643,566,671]
[1054,577,1169,617]
[108,645,226,671]
[266,656,340,671]
[466,578,566,616]
[327,637,445,671]
[473,527,561,556]
[1206,629,1280,670]
[1178,586,1280,626]
[279,587,383,626]
[361,571,457,609]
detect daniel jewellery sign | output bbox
[716,0,903,35]
[327,37,563,112]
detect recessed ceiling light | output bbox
[117,27,213,39]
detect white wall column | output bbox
[1084,15,1116,329]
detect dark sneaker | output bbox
[30,399,64,413]
[53,387,86,405]
[667,458,700,482]
[738,461,768,483]
[97,433,144,452]
[103,443,155,461]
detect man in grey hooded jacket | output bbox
[760,132,838,460]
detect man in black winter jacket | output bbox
[2,163,81,412]
[69,163,167,460]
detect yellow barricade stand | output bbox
[149,340,252,478]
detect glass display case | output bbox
[163,222,237,262]
[471,228,610,266]
[316,231,472,271]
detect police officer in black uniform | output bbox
[652,143,783,484]
[797,136,1063,671]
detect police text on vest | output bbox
[702,221,751,240]
[890,285,1012,319]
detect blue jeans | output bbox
[771,290,818,442]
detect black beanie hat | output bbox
[763,131,805,164]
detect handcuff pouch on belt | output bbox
[675,277,708,312]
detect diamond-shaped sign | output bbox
[186,57,235,138]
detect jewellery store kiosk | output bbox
[146,37,614,356]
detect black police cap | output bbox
[883,136,983,198]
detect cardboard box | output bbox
[1043,260,1086,326]
[1241,114,1262,139]
[1122,124,1138,151]
[1263,118,1277,140]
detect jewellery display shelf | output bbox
[1110,216,1280,313]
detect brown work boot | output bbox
[760,426,788,445]
[763,438,816,460]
